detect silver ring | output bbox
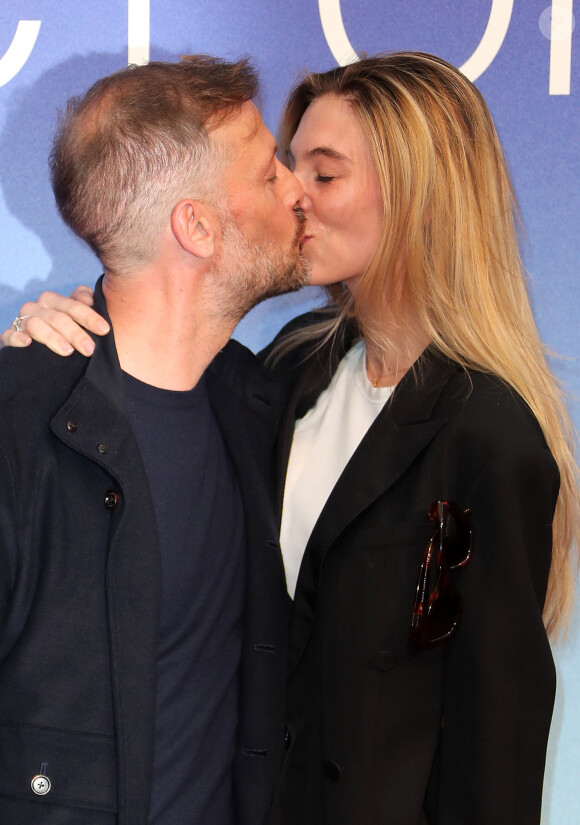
[11,315,30,333]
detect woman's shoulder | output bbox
[440,364,551,456]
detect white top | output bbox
[280,340,394,598]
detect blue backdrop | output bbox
[0,3,577,820]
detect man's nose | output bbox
[278,160,305,208]
[288,165,312,213]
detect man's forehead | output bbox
[214,101,272,152]
[238,100,263,140]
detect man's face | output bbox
[208,102,310,321]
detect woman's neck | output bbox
[364,331,430,388]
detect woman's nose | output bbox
[297,189,313,213]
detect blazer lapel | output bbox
[287,350,459,677]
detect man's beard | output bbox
[206,206,311,324]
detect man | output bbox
[0,56,308,825]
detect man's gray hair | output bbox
[50,55,259,273]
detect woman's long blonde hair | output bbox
[278,52,579,638]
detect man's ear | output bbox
[171,199,218,260]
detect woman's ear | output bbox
[171,199,218,260]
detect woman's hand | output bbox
[1,286,109,356]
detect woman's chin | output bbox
[308,275,339,288]
[306,263,343,288]
[307,268,360,290]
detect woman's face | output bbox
[288,94,384,287]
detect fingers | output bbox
[70,285,95,305]
[34,290,106,333]
[2,290,109,357]
[0,326,32,348]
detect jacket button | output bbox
[373,649,396,672]
[66,421,77,432]
[31,774,51,795]
[323,760,341,782]
[96,443,108,454]
[104,490,120,510]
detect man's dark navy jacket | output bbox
[0,281,290,825]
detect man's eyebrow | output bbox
[262,144,278,173]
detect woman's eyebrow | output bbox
[306,146,350,162]
[287,146,350,163]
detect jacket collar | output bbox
[57,277,289,473]
[83,276,128,412]
[87,275,289,435]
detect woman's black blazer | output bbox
[265,315,558,825]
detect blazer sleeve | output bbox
[424,445,559,824]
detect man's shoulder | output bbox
[0,342,87,411]
[207,338,290,438]
[210,337,281,391]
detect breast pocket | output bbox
[0,720,117,823]
[380,519,435,549]
[321,519,436,663]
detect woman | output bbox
[5,53,579,824]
